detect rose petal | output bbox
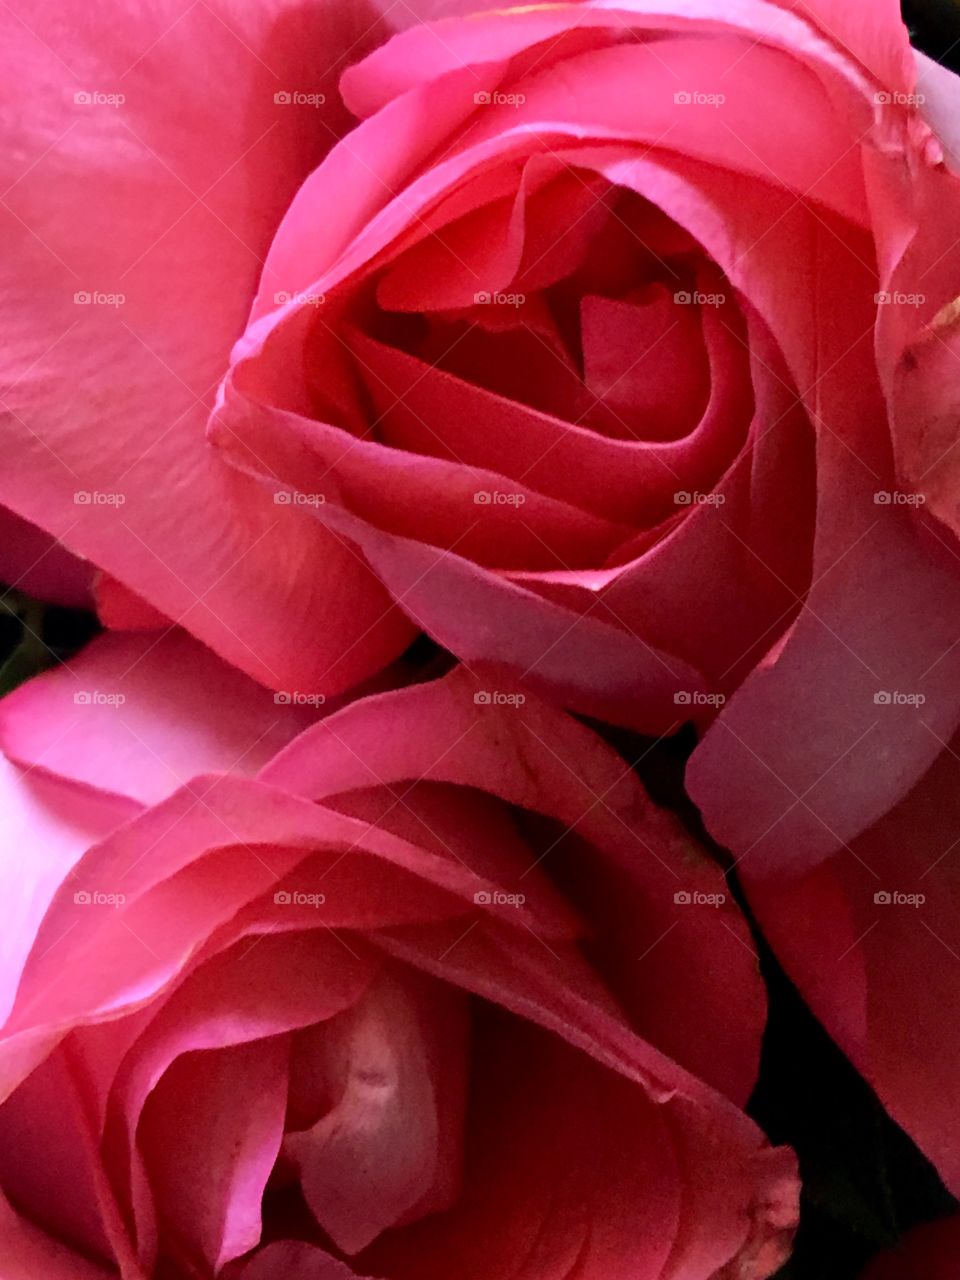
[0,630,323,806]
[373,917,796,1278]
[0,0,410,697]
[105,931,376,1271]
[139,1035,289,1272]
[0,1188,113,1280]
[739,727,960,1193]
[262,666,766,1102]
[0,756,134,1026]
[284,966,467,1254]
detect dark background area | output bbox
[906,0,960,72]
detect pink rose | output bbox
[4,0,958,745]
[0,633,797,1277]
[200,0,960,743]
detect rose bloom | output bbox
[2,0,958,738]
[4,0,960,1252]
[0,632,796,1278]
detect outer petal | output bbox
[737,729,960,1195]
[0,0,412,696]
[372,918,797,1279]
[0,755,134,1026]
[0,630,322,806]
[262,664,766,1104]
[767,0,914,92]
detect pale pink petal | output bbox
[0,630,322,805]
[284,966,467,1254]
[0,0,411,696]
[139,1035,289,1272]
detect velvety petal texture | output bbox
[0,647,797,1278]
[0,0,412,696]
